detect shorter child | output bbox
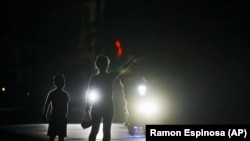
[43,74,70,141]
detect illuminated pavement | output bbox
[0,123,145,141]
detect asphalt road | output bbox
[0,123,145,141]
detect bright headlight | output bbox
[89,90,98,102]
[137,100,157,115]
[138,85,146,96]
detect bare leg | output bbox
[102,106,114,141]
[102,118,112,141]
[49,135,56,141]
[89,121,101,141]
[58,136,64,141]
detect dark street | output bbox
[0,123,145,141]
[0,2,249,140]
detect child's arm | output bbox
[85,76,93,113]
[66,101,69,118]
[43,94,51,121]
[66,93,70,118]
[112,56,137,79]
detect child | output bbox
[43,74,70,141]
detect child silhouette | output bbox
[43,74,70,141]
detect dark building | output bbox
[0,0,113,123]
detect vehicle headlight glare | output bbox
[89,90,98,102]
[138,85,146,96]
[138,101,157,115]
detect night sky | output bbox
[1,1,250,124]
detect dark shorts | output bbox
[48,116,67,137]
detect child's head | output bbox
[94,55,110,73]
[53,74,65,89]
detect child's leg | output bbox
[49,135,56,141]
[102,107,114,141]
[89,119,101,141]
[58,136,64,141]
[103,117,112,141]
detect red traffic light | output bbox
[115,40,122,58]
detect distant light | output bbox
[1,87,5,92]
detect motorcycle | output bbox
[122,79,159,136]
